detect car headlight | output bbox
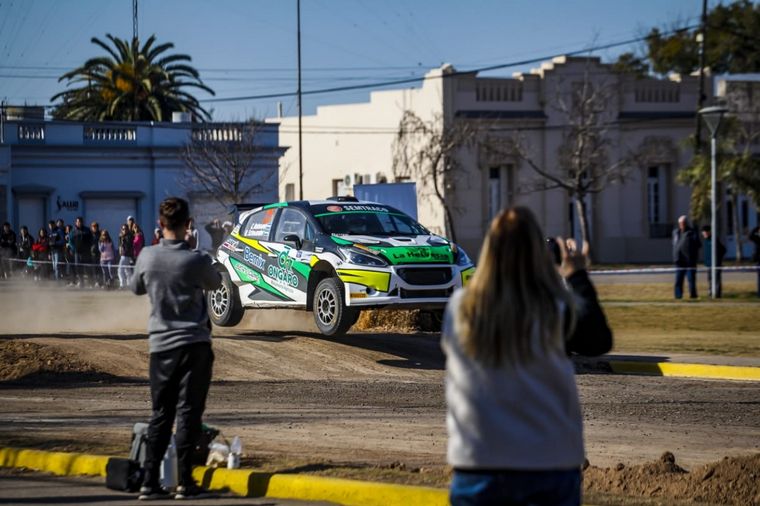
[454,245,472,266]
[339,247,388,267]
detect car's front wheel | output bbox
[313,277,357,336]
[207,271,244,327]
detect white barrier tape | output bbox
[590,265,760,275]
[4,256,760,276]
[4,257,136,269]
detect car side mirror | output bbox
[282,234,302,249]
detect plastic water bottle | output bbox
[228,436,242,469]
[160,435,178,489]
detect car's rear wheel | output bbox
[313,277,357,336]
[207,271,244,327]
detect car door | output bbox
[269,207,313,305]
[232,207,287,304]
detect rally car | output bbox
[207,197,475,336]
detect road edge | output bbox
[605,360,760,381]
[0,446,448,506]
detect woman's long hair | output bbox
[455,207,574,367]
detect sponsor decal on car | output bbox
[267,250,300,288]
[341,205,390,213]
[326,205,343,212]
[243,246,266,270]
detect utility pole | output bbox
[695,0,708,154]
[297,0,304,200]
[132,0,139,42]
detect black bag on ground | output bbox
[105,422,149,492]
[191,424,220,465]
[105,457,143,492]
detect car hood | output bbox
[331,234,455,265]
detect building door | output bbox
[84,198,138,240]
[17,196,46,233]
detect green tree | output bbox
[611,52,649,77]
[678,119,760,260]
[51,34,214,122]
[644,1,760,75]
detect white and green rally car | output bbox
[207,197,475,336]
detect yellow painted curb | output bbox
[192,466,449,506]
[0,447,108,477]
[609,361,760,381]
[0,447,448,506]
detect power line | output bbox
[202,24,699,104]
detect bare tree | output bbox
[506,76,634,250]
[181,121,276,209]
[392,111,478,242]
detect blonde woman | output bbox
[442,207,612,506]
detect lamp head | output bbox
[698,106,729,138]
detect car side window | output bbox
[273,208,307,243]
[243,208,276,240]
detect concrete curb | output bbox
[607,360,760,381]
[1,447,448,506]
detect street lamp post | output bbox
[698,105,728,299]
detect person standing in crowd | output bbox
[750,226,760,297]
[701,225,726,298]
[0,222,18,279]
[90,221,102,287]
[132,224,145,259]
[442,207,612,506]
[130,197,221,500]
[185,217,199,251]
[48,220,65,281]
[204,219,225,252]
[672,215,701,299]
[70,217,93,287]
[127,215,136,234]
[64,224,75,283]
[118,223,134,289]
[17,226,34,277]
[99,230,116,289]
[151,227,162,246]
[32,227,50,280]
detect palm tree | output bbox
[51,34,214,122]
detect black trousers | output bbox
[144,342,213,488]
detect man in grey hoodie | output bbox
[130,197,221,500]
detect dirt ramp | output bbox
[584,451,760,505]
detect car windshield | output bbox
[312,204,429,236]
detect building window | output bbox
[285,183,295,201]
[487,165,514,221]
[647,165,671,238]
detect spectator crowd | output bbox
[0,216,233,289]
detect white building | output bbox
[272,56,759,263]
[0,114,285,249]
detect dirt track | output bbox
[1,284,760,503]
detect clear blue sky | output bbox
[0,0,714,120]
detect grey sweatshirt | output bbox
[130,239,222,353]
[442,289,584,470]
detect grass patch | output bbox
[601,299,760,357]
[596,281,758,302]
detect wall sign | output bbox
[56,196,79,212]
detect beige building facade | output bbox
[271,56,757,263]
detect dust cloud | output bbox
[0,281,150,335]
[0,281,319,336]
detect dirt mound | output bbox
[355,309,440,332]
[584,451,760,505]
[0,340,115,383]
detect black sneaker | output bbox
[138,485,172,501]
[174,484,215,500]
